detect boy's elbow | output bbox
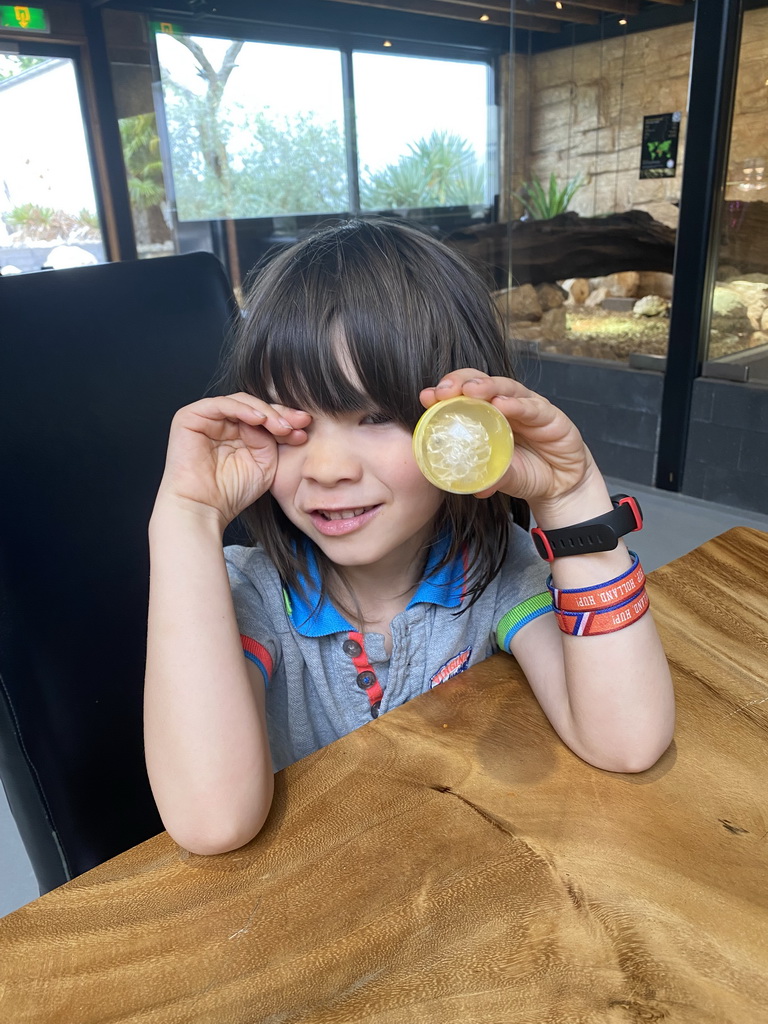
[170,813,269,856]
[164,788,274,856]
[586,731,675,775]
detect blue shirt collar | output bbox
[285,535,465,638]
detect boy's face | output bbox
[270,407,444,585]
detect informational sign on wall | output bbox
[640,112,681,179]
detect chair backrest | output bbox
[0,252,239,893]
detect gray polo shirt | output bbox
[225,523,552,772]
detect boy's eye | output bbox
[360,411,392,426]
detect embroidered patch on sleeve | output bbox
[430,646,472,688]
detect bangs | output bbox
[257,319,426,427]
[230,219,512,428]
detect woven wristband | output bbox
[547,552,645,613]
[555,587,650,636]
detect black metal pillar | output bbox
[81,2,137,262]
[655,0,743,491]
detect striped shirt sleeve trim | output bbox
[241,635,273,688]
[497,592,554,651]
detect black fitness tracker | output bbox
[531,494,643,562]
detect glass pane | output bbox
[708,7,768,385]
[0,55,104,276]
[499,23,692,366]
[352,52,491,213]
[155,32,349,220]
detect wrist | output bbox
[149,495,228,542]
[529,464,612,532]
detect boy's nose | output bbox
[300,424,363,485]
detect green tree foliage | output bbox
[0,55,46,80]
[237,113,348,216]
[164,84,348,219]
[119,113,166,209]
[360,131,485,211]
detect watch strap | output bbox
[531,494,643,561]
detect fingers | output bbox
[176,394,311,445]
[420,370,538,410]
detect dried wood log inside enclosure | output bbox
[445,211,677,286]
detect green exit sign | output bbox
[150,21,182,37]
[0,5,49,31]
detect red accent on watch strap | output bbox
[530,526,554,561]
[618,495,643,532]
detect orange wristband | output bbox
[555,587,650,636]
[548,552,645,613]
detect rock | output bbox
[42,244,99,270]
[493,283,542,322]
[541,306,567,338]
[535,282,567,311]
[748,331,768,348]
[561,277,590,304]
[633,294,670,317]
[747,298,768,331]
[637,271,674,299]
[760,307,768,332]
[712,286,748,319]
[716,264,742,282]
[590,272,639,297]
[584,286,608,308]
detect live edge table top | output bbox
[1,528,767,1023]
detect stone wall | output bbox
[724,8,768,201]
[505,22,693,229]
[505,10,768,227]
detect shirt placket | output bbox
[341,632,384,719]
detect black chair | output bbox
[0,252,239,894]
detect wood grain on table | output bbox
[1,528,767,1023]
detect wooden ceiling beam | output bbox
[557,0,640,14]
[513,1,600,23]
[324,0,600,27]
[319,0,513,26]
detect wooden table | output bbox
[2,528,767,1023]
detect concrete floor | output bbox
[2,477,768,918]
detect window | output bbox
[155,32,349,220]
[352,52,492,212]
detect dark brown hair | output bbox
[226,218,529,616]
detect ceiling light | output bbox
[619,17,627,24]
[555,1,563,8]
[479,13,490,20]
[383,40,392,47]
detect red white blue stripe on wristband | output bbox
[555,587,650,636]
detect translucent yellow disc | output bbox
[412,396,514,494]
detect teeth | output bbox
[322,507,369,520]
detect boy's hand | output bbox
[420,370,599,519]
[155,394,311,528]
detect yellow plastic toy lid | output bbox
[412,396,514,494]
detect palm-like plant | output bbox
[512,172,584,220]
[361,130,485,210]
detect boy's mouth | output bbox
[317,507,373,520]
[309,505,380,536]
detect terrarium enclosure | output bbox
[457,8,768,385]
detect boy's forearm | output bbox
[559,614,675,772]
[144,507,273,853]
